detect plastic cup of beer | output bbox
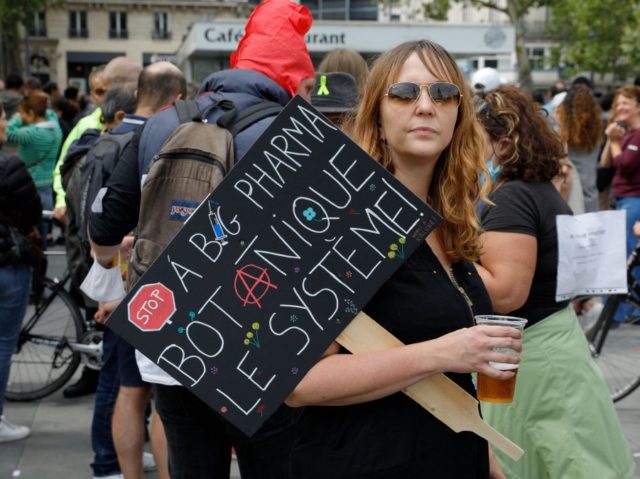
[474,315,527,403]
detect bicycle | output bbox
[583,240,640,402]
[6,228,103,401]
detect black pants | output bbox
[155,384,301,479]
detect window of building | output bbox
[109,11,128,39]
[484,59,498,69]
[68,10,88,38]
[526,47,547,70]
[153,12,171,40]
[350,0,378,20]
[301,0,377,21]
[462,0,473,23]
[29,11,47,37]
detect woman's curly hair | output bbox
[557,85,603,151]
[477,86,565,182]
[351,40,489,263]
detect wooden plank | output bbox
[336,311,524,461]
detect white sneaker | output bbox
[0,415,30,443]
[142,451,157,472]
[92,474,123,479]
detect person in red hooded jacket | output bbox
[87,1,316,478]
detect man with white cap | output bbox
[470,67,506,93]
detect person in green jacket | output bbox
[52,65,108,223]
[7,90,62,246]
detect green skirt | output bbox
[480,306,636,479]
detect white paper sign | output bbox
[556,210,628,301]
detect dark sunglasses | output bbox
[92,88,107,96]
[385,81,462,107]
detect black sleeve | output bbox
[88,128,142,246]
[480,181,539,237]
[0,154,42,229]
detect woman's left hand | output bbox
[433,324,522,379]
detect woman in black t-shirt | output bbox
[475,86,634,479]
[286,40,522,479]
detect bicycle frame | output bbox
[18,271,102,365]
[584,239,640,402]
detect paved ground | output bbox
[1,382,242,479]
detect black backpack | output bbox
[128,99,282,288]
[77,129,137,245]
[60,129,101,290]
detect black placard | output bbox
[107,96,442,435]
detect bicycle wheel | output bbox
[6,278,85,401]
[588,295,640,402]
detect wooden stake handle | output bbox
[336,312,524,461]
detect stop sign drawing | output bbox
[127,283,176,332]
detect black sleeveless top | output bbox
[290,242,492,479]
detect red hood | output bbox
[230,0,314,97]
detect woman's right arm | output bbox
[286,324,521,407]
[6,117,37,147]
[599,138,613,168]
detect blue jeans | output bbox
[0,264,31,415]
[614,197,640,322]
[90,327,121,476]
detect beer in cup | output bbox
[474,315,527,403]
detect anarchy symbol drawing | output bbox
[234,264,278,308]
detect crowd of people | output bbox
[1,0,640,478]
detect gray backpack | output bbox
[128,99,281,288]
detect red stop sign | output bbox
[127,283,176,332]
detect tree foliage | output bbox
[410,0,553,93]
[0,0,55,37]
[0,0,63,76]
[550,0,640,82]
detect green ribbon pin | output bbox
[316,75,330,96]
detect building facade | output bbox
[20,0,604,92]
[23,0,254,91]
[376,0,559,88]
[176,20,514,84]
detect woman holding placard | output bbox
[474,85,634,479]
[287,40,521,478]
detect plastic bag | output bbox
[80,255,126,302]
